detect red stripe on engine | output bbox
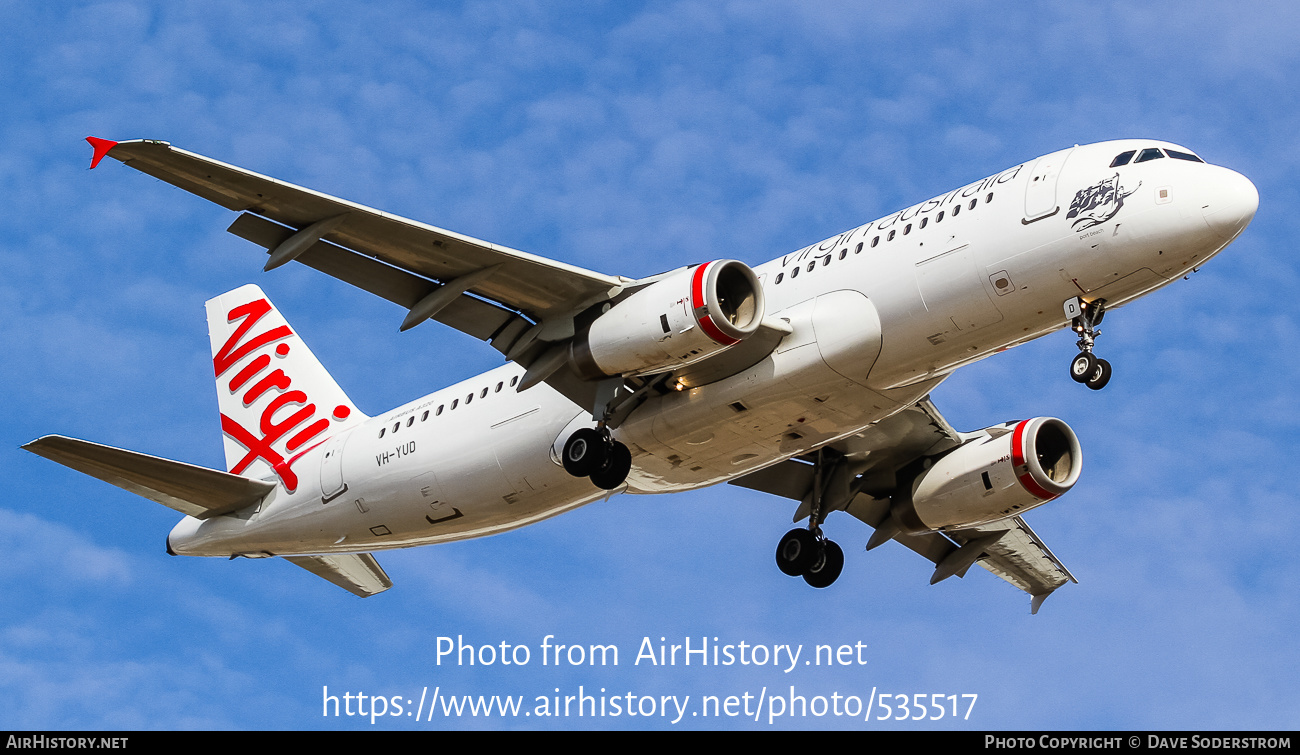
[690,261,737,346]
[690,262,709,313]
[1011,419,1057,501]
[698,314,740,346]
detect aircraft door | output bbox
[1024,147,1075,222]
[319,429,352,503]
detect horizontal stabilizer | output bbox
[285,553,392,597]
[23,435,274,520]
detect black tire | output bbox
[562,428,607,478]
[590,441,632,490]
[776,528,818,576]
[1070,352,1098,383]
[1086,358,1112,391]
[803,540,845,589]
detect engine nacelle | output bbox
[896,417,1082,532]
[572,259,765,378]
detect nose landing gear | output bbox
[1066,297,1111,390]
[562,427,632,490]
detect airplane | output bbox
[23,137,1257,612]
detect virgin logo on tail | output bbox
[214,298,351,491]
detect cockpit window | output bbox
[1134,148,1165,164]
[1109,150,1136,168]
[1165,149,1204,163]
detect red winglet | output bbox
[85,137,118,169]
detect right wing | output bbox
[90,138,633,409]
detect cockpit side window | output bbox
[1110,150,1136,168]
[1134,148,1165,164]
[1166,149,1204,163]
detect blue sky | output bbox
[3,0,1297,730]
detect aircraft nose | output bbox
[1202,168,1259,241]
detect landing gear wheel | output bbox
[590,441,632,490]
[562,428,608,478]
[802,540,844,589]
[1070,352,1098,383]
[776,528,818,576]
[1085,358,1112,391]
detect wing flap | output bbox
[226,212,524,343]
[952,516,1076,599]
[23,435,274,520]
[284,553,392,598]
[102,139,625,321]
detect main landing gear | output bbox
[774,447,850,588]
[776,528,844,588]
[1066,297,1111,391]
[562,427,632,490]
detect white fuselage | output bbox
[168,139,1257,558]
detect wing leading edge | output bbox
[730,399,1077,613]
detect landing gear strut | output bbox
[562,427,631,490]
[774,448,847,588]
[1066,297,1111,391]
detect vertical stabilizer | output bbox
[206,284,367,491]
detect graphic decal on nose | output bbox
[1067,173,1141,231]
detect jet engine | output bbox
[895,417,1082,532]
[571,259,765,378]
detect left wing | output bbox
[730,398,1077,613]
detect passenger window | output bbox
[822,256,830,266]
[437,404,444,416]
[903,223,912,235]
[480,387,488,398]
[887,230,896,241]
[1134,148,1165,163]
[968,199,977,210]
[952,205,960,217]
[937,211,945,222]
[985,192,993,203]
[392,422,400,433]
[806,262,815,272]
[1166,149,1204,163]
[466,393,473,404]
[421,410,429,421]
[920,217,928,229]
[775,272,784,284]
[496,382,503,392]
[509,376,518,387]
[406,417,414,427]
[791,267,799,278]
[855,242,863,254]
[379,427,386,438]
[871,236,879,248]
[838,249,846,260]
[1110,150,1137,167]
[451,399,459,409]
